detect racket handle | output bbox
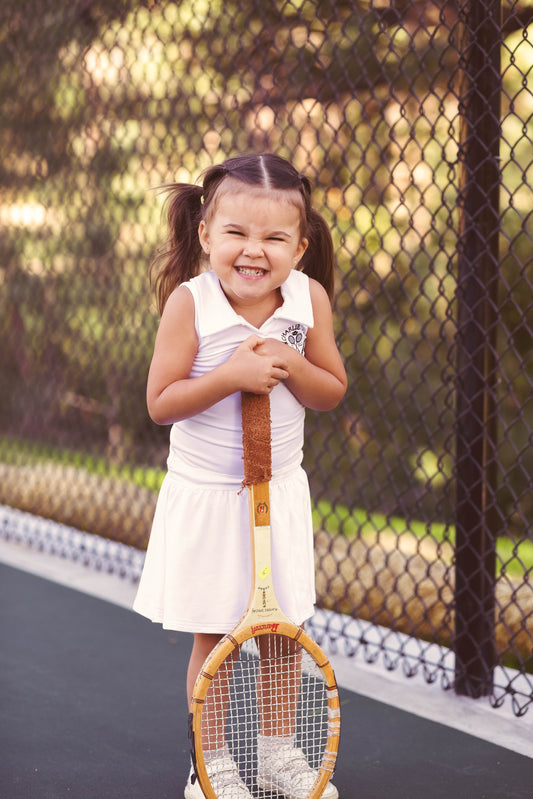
[241,392,272,486]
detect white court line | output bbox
[1,505,532,760]
[0,534,139,610]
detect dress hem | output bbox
[132,602,316,634]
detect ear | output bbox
[198,220,210,253]
[294,237,308,265]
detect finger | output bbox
[273,367,289,380]
[235,335,262,354]
[245,334,265,350]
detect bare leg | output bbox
[187,633,224,706]
[257,633,302,737]
[188,632,239,752]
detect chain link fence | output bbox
[1,0,532,715]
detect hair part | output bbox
[151,153,335,314]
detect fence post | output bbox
[454,0,501,697]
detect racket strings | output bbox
[200,635,329,797]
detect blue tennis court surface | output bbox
[1,548,532,799]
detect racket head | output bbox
[190,622,340,799]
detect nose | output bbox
[242,239,263,258]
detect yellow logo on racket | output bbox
[258,565,271,580]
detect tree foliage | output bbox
[1,0,532,533]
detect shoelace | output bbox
[265,747,319,796]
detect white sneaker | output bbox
[184,773,205,799]
[185,752,252,798]
[257,742,339,799]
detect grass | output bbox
[0,435,165,492]
[312,498,533,578]
[2,435,532,578]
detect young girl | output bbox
[133,153,347,799]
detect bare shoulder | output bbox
[148,283,199,409]
[307,277,334,322]
[163,283,195,316]
[154,283,198,358]
[305,277,346,389]
[158,284,196,330]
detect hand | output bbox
[252,337,291,361]
[227,335,289,394]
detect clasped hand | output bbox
[228,335,290,395]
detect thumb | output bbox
[241,334,265,351]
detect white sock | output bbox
[257,733,295,757]
[203,744,231,764]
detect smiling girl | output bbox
[133,153,346,798]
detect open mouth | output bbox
[235,266,265,277]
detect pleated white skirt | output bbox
[133,465,316,633]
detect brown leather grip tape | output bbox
[241,392,272,486]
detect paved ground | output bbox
[1,547,532,799]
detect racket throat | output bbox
[242,481,284,630]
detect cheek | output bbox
[211,241,238,263]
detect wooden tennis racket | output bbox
[189,391,340,798]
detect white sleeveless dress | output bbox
[133,269,316,633]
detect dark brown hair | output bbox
[151,153,335,313]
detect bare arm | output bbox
[146,286,290,425]
[255,279,347,411]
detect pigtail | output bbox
[300,207,335,303]
[150,183,204,315]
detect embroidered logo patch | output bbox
[281,323,306,354]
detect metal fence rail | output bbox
[1,0,532,715]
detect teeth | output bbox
[237,267,264,276]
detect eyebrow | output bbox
[221,223,291,237]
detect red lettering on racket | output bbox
[251,622,279,635]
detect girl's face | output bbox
[198,189,308,318]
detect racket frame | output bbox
[190,478,340,798]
